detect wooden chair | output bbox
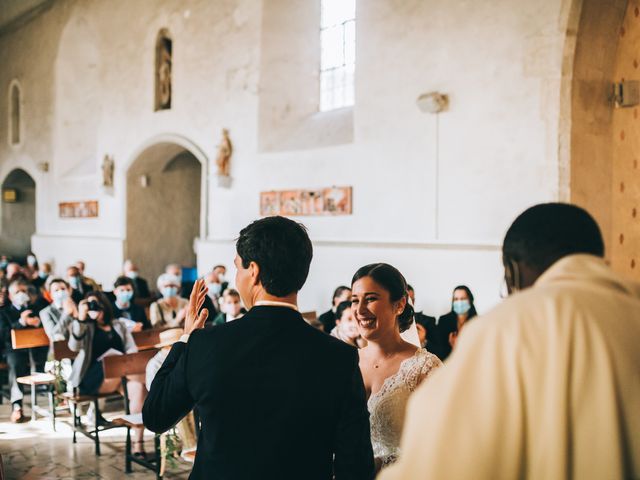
[132,328,167,351]
[107,349,161,477]
[11,328,56,427]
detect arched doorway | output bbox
[0,169,36,259]
[126,142,203,290]
[566,0,633,275]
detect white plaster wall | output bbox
[0,0,572,312]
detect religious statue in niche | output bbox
[102,154,114,188]
[155,32,172,110]
[215,129,233,177]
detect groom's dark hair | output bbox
[236,216,313,297]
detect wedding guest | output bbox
[40,278,77,341]
[330,300,366,348]
[111,277,149,331]
[68,292,147,455]
[66,266,92,304]
[23,253,39,280]
[212,289,245,325]
[318,285,352,333]
[352,263,441,471]
[144,216,374,479]
[407,285,439,354]
[434,285,477,360]
[32,262,52,290]
[123,260,151,304]
[378,203,640,480]
[6,262,25,283]
[75,260,100,292]
[0,279,49,422]
[213,264,229,292]
[149,274,188,328]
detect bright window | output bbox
[319,0,355,112]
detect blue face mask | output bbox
[208,282,222,297]
[116,290,134,304]
[39,271,48,279]
[69,276,80,289]
[162,287,178,299]
[452,300,471,315]
[52,289,69,306]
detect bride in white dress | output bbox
[351,263,442,471]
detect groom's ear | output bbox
[248,261,261,287]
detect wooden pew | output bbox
[107,349,161,477]
[132,328,168,351]
[11,328,56,426]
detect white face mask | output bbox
[12,291,29,308]
[27,256,37,266]
[88,311,100,320]
[218,273,226,283]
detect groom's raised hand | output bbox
[184,278,209,335]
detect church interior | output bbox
[0,0,638,478]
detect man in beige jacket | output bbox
[379,203,640,479]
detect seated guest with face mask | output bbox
[111,277,150,332]
[40,278,78,341]
[66,265,92,304]
[69,292,147,455]
[149,274,188,328]
[330,300,366,348]
[212,288,246,325]
[0,279,49,422]
[433,285,477,361]
[123,260,151,305]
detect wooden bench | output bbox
[132,328,167,351]
[106,349,161,477]
[11,328,56,427]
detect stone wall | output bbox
[0,0,580,314]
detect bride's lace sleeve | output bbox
[406,349,443,392]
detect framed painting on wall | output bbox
[260,187,352,217]
[59,200,99,218]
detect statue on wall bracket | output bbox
[215,128,233,188]
[101,154,115,193]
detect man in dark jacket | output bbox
[143,216,374,479]
[0,279,49,422]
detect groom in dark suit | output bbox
[143,216,374,479]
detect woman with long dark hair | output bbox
[351,263,441,472]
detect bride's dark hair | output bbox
[351,263,414,333]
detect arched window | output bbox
[155,29,172,111]
[8,81,21,145]
[319,0,356,111]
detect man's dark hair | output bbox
[48,277,69,291]
[503,203,604,273]
[332,286,351,304]
[236,216,313,297]
[114,276,134,289]
[336,300,352,321]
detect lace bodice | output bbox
[368,348,442,467]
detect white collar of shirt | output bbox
[254,300,298,312]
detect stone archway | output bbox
[0,168,36,259]
[125,142,203,291]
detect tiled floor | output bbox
[0,395,193,479]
